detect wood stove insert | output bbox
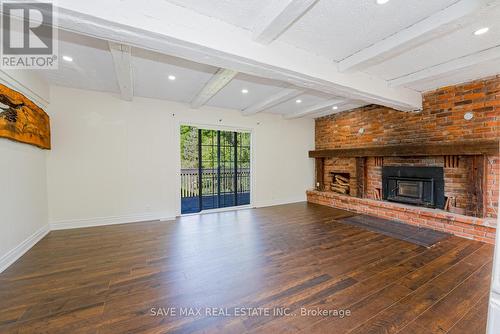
[382,166,445,209]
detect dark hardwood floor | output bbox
[0,202,493,333]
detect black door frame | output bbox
[182,125,251,214]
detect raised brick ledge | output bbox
[307,190,497,244]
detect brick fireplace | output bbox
[308,75,499,244]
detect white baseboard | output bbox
[0,224,50,273]
[0,214,176,273]
[50,213,176,230]
[0,201,301,274]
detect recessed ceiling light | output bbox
[474,27,489,36]
[376,0,390,4]
[241,89,249,94]
[168,75,176,81]
[62,55,73,62]
[332,106,338,110]
[295,99,302,104]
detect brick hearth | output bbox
[307,190,496,244]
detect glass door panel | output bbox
[200,129,218,211]
[219,130,235,208]
[180,126,251,214]
[237,132,251,206]
[180,125,200,214]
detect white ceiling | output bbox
[279,0,459,61]
[36,0,500,118]
[39,30,336,116]
[39,32,118,94]
[132,48,218,103]
[365,4,500,81]
[404,57,500,92]
[207,74,288,111]
[165,0,269,30]
[266,91,334,115]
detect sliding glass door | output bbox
[181,125,250,214]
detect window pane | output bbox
[180,125,198,169]
[240,132,250,146]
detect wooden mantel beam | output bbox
[309,140,499,158]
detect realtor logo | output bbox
[1,1,58,69]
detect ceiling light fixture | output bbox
[241,89,249,94]
[474,27,489,36]
[62,55,73,62]
[332,106,338,110]
[376,0,390,4]
[295,99,302,104]
[168,75,176,81]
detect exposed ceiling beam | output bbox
[338,0,500,72]
[40,0,422,111]
[283,98,345,119]
[242,88,305,115]
[108,42,133,101]
[309,101,367,119]
[252,0,318,44]
[389,45,500,87]
[190,68,238,108]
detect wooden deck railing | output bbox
[181,168,250,198]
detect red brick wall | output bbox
[315,75,499,149]
[487,155,500,217]
[315,76,499,220]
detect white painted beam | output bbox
[252,0,318,44]
[338,0,500,72]
[108,42,133,101]
[190,68,238,108]
[389,45,500,87]
[308,101,368,119]
[283,99,345,119]
[242,88,305,115]
[37,0,422,111]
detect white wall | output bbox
[47,86,314,228]
[487,190,500,333]
[0,69,50,107]
[0,70,50,272]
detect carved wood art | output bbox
[0,84,50,149]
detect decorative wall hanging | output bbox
[0,83,50,149]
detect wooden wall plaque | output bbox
[0,84,50,149]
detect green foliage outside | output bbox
[180,125,198,168]
[180,125,251,169]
